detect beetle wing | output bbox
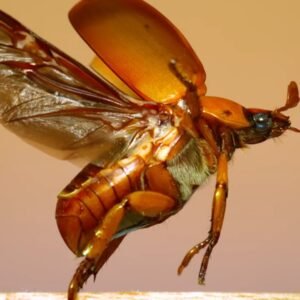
[69,0,206,104]
[0,11,152,166]
[90,56,139,98]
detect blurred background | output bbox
[0,0,300,294]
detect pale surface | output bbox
[0,0,300,294]
[1,293,300,300]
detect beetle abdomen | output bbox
[56,156,145,255]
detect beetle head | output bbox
[239,82,300,144]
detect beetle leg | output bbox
[68,191,176,300]
[68,235,125,300]
[68,198,128,300]
[169,59,202,120]
[169,59,196,91]
[197,118,219,156]
[177,151,228,284]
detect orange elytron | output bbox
[0,1,299,299]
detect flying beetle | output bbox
[0,0,299,299]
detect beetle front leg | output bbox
[178,151,228,284]
[68,191,176,300]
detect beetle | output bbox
[0,0,299,299]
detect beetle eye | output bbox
[253,113,272,132]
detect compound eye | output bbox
[253,113,272,132]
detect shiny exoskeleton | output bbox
[0,1,299,300]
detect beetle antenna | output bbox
[288,126,300,133]
[275,81,299,113]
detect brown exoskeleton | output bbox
[0,1,298,299]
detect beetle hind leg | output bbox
[68,191,176,300]
[67,197,128,300]
[177,152,228,284]
[68,236,125,300]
